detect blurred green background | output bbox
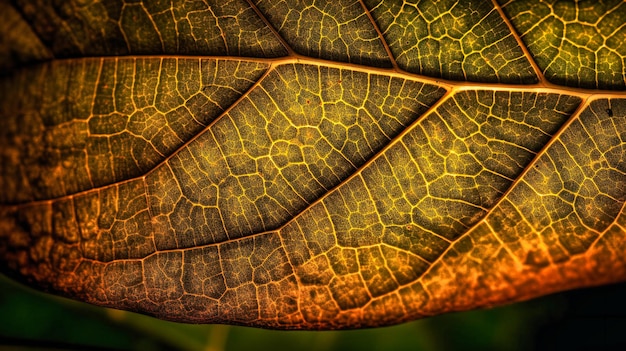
[1,274,625,351]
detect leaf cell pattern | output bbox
[365,0,538,82]
[500,0,626,89]
[0,58,269,202]
[0,0,625,329]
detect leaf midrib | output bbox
[3,53,624,210]
[0,78,597,261]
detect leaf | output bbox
[0,0,625,329]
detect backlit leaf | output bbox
[1,0,625,329]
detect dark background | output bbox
[1,275,625,351]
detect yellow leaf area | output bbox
[0,0,625,329]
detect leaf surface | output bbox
[1,0,625,329]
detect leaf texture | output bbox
[0,0,625,329]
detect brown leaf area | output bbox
[0,0,625,329]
